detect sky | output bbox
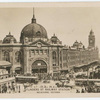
[0,7,100,49]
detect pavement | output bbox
[16,80,78,94]
[0,77,15,85]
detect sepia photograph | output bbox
[0,2,100,98]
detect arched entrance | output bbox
[32,60,47,73]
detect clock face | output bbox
[37,43,42,48]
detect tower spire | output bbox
[9,31,11,35]
[90,29,94,35]
[31,8,36,23]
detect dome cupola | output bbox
[73,40,79,47]
[50,34,62,44]
[3,32,17,44]
[20,9,48,43]
[51,34,58,43]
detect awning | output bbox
[74,61,99,69]
[15,67,22,70]
[59,67,69,71]
[75,72,88,76]
[0,61,11,68]
[96,66,100,69]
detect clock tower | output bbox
[88,29,95,48]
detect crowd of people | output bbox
[76,85,100,93]
[89,70,100,79]
[0,82,21,93]
[1,67,100,93]
[75,69,100,79]
[75,80,100,93]
[31,72,71,81]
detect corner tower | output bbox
[88,29,95,48]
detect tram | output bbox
[15,75,39,84]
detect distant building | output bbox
[0,11,99,75]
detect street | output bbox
[16,80,77,94]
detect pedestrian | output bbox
[76,89,80,93]
[12,85,15,93]
[0,86,1,93]
[23,84,26,92]
[81,89,85,93]
[15,85,18,93]
[19,85,20,93]
[8,84,11,93]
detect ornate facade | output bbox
[0,12,99,75]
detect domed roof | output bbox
[20,13,48,43]
[79,41,84,48]
[21,23,47,38]
[3,32,17,43]
[73,40,79,46]
[51,34,58,43]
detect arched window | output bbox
[36,31,41,37]
[60,51,62,68]
[60,51,62,62]
[15,51,21,63]
[3,51,10,62]
[29,38,33,42]
[52,51,57,66]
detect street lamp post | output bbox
[87,67,89,86]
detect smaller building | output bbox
[0,61,15,93]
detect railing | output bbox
[0,74,16,80]
[0,77,15,85]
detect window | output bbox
[36,31,41,37]
[29,50,31,57]
[60,51,62,63]
[29,38,33,42]
[36,50,39,54]
[3,51,10,62]
[30,50,35,56]
[44,50,47,54]
[32,50,34,53]
[15,51,21,63]
[40,50,43,54]
[52,51,57,66]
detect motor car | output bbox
[60,79,69,83]
[56,80,74,89]
[64,83,73,89]
[43,80,50,83]
[55,81,64,87]
[16,75,39,84]
[53,76,59,81]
